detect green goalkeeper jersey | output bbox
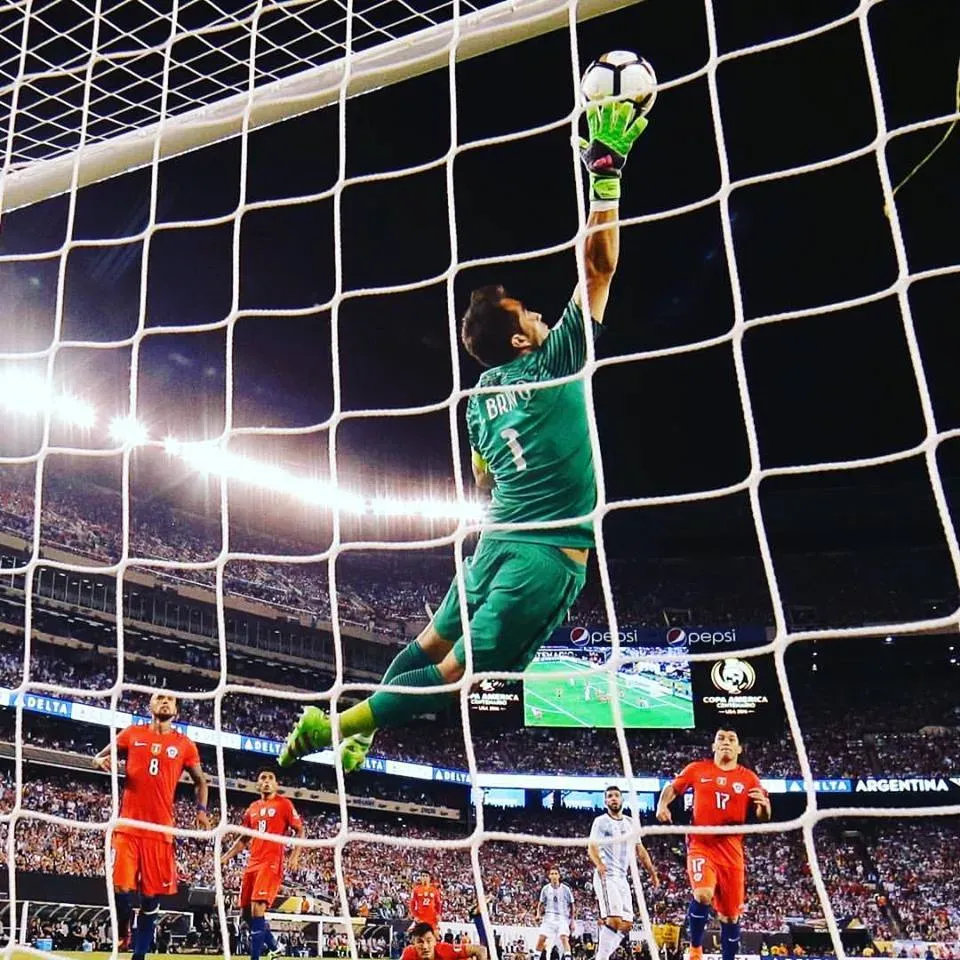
[466,298,600,550]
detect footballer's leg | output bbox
[715,864,744,960]
[535,931,549,960]
[686,854,717,960]
[338,620,455,771]
[279,541,584,766]
[131,837,175,960]
[279,542,499,767]
[249,867,284,960]
[111,834,139,948]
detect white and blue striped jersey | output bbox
[589,812,634,878]
[539,882,574,920]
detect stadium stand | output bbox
[2,468,956,632]
[3,467,960,950]
[4,763,958,941]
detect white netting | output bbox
[0,0,959,958]
[2,0,511,165]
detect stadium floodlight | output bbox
[173,441,366,514]
[372,496,485,521]
[53,395,97,429]
[108,416,149,447]
[1,370,96,428]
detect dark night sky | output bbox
[0,0,958,590]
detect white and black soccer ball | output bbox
[581,50,658,116]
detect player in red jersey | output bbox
[656,728,771,960]
[222,768,305,960]
[402,922,487,960]
[409,871,443,933]
[93,692,209,960]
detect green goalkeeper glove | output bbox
[579,100,649,203]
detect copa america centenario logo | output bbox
[711,658,756,695]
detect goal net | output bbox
[1,0,959,958]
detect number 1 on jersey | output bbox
[501,428,527,471]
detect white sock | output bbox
[596,924,622,960]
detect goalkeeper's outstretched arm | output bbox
[576,207,619,325]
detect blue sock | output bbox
[687,901,710,948]
[472,916,489,950]
[250,915,266,960]
[115,892,133,942]
[264,922,277,951]
[132,898,159,959]
[720,921,741,960]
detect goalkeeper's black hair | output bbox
[461,284,524,368]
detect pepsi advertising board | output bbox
[518,624,770,730]
[557,624,768,650]
[522,624,699,729]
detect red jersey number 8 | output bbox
[148,757,159,776]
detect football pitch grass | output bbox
[523,656,694,728]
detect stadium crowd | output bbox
[2,632,960,781]
[2,470,959,947]
[2,468,953,632]
[2,767,957,941]
[871,821,960,944]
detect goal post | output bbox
[0,0,641,213]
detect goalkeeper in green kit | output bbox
[279,96,649,771]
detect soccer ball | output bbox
[581,51,658,116]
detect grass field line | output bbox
[524,686,591,727]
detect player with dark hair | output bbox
[588,785,659,960]
[409,870,442,933]
[93,692,209,960]
[535,866,575,960]
[402,922,488,960]
[656,729,771,960]
[222,768,305,960]
[278,92,650,771]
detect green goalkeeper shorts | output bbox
[432,537,587,671]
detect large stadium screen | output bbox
[522,645,695,729]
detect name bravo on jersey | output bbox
[482,385,533,420]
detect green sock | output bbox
[337,642,435,740]
[382,640,433,683]
[367,664,455,729]
[339,700,377,739]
